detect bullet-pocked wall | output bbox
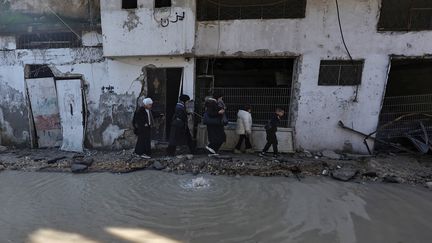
[195,0,432,153]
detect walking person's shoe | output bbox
[245,148,254,154]
[205,145,216,154]
[140,154,151,159]
[258,152,266,157]
[233,149,242,154]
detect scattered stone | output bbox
[186,154,194,160]
[152,161,166,170]
[322,150,341,160]
[74,157,94,166]
[71,164,88,173]
[303,150,313,158]
[344,153,373,160]
[0,145,7,152]
[368,159,380,170]
[322,169,329,176]
[176,155,185,159]
[47,156,67,164]
[0,164,5,171]
[331,168,358,182]
[362,171,378,178]
[426,182,432,190]
[383,175,401,183]
[192,166,200,176]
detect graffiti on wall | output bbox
[160,12,185,27]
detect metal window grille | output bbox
[378,0,432,31]
[318,60,363,86]
[17,32,81,49]
[376,94,432,143]
[196,87,292,127]
[197,0,306,21]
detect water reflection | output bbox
[0,171,431,243]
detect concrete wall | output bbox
[100,0,196,57]
[0,34,193,148]
[195,0,432,153]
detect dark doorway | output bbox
[195,58,295,127]
[376,58,432,152]
[147,68,182,141]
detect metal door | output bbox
[26,78,62,147]
[56,79,84,152]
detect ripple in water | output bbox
[180,176,211,190]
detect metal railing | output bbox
[17,32,81,49]
[196,87,292,127]
[376,94,432,140]
[197,0,306,21]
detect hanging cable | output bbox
[335,0,359,102]
[335,0,353,61]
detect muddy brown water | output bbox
[0,171,431,243]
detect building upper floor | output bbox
[1,0,432,57]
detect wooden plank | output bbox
[56,79,84,152]
[26,78,62,148]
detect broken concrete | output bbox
[0,148,431,186]
[331,168,359,182]
[322,150,341,160]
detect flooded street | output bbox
[0,171,431,243]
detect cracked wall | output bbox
[0,80,29,146]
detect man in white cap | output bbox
[132,97,155,159]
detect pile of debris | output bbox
[0,147,431,188]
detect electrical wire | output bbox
[335,0,353,61]
[45,5,82,40]
[335,0,359,102]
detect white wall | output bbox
[100,0,196,57]
[0,44,194,148]
[0,36,16,50]
[195,0,432,153]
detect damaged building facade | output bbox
[0,0,431,154]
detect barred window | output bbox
[155,0,172,8]
[197,0,306,21]
[318,60,364,86]
[378,0,432,31]
[17,32,81,49]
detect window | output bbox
[17,32,81,49]
[122,0,137,9]
[197,0,306,21]
[378,0,432,31]
[155,0,171,8]
[318,60,364,86]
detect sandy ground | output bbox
[0,147,432,187]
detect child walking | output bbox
[259,107,285,158]
[234,105,253,154]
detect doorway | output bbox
[146,67,183,141]
[25,65,85,152]
[376,58,432,152]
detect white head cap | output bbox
[138,97,153,107]
[143,98,153,106]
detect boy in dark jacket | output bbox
[259,107,285,157]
